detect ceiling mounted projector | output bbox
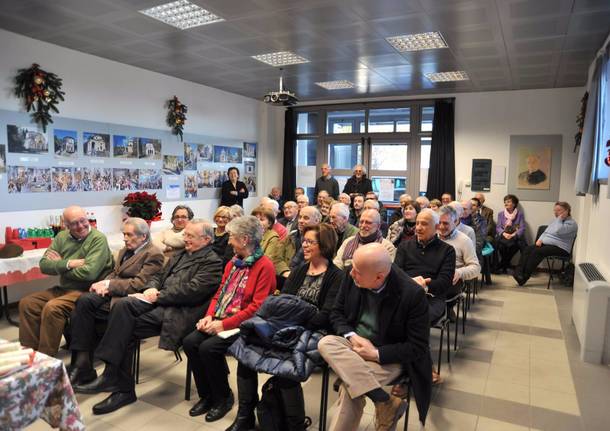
[263,69,298,106]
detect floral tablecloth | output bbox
[0,352,84,430]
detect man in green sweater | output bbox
[19,205,113,356]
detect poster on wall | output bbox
[243,175,257,193]
[139,169,162,190]
[113,168,139,191]
[113,135,138,158]
[197,169,226,188]
[198,144,213,162]
[83,132,111,157]
[54,129,78,158]
[0,144,5,174]
[517,146,551,190]
[7,166,51,193]
[138,138,162,160]
[163,155,184,175]
[184,143,198,170]
[244,160,255,175]
[243,142,257,159]
[83,167,112,191]
[52,167,83,192]
[7,125,48,154]
[213,145,242,164]
[184,172,198,198]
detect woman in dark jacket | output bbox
[228,223,343,431]
[220,166,249,207]
[211,206,230,263]
[342,164,373,199]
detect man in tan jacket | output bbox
[67,217,163,385]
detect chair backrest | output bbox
[535,225,548,241]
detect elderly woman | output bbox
[212,206,231,262]
[494,194,526,273]
[228,223,343,431]
[152,205,193,256]
[342,164,372,198]
[251,206,283,274]
[387,199,421,246]
[319,196,334,223]
[220,166,249,207]
[183,216,276,423]
[429,199,442,211]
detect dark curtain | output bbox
[282,108,297,201]
[426,99,455,200]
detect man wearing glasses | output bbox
[19,205,114,356]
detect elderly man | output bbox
[67,218,164,385]
[314,163,340,199]
[448,201,477,250]
[330,203,359,253]
[261,196,288,240]
[338,193,351,206]
[415,196,430,210]
[389,193,413,225]
[394,209,456,323]
[267,186,285,209]
[349,194,365,226]
[294,187,305,198]
[441,193,453,206]
[474,193,496,242]
[278,200,298,232]
[460,199,486,255]
[316,190,330,208]
[343,164,373,198]
[296,194,309,210]
[335,209,395,270]
[74,219,223,415]
[365,191,387,221]
[319,243,432,431]
[277,206,321,278]
[19,206,113,356]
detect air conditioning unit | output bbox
[572,262,610,364]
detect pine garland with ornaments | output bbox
[166,96,188,141]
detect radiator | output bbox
[572,262,610,364]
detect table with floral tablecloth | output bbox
[0,352,84,430]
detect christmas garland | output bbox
[166,96,187,141]
[13,63,65,132]
[574,92,588,152]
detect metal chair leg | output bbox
[454,300,460,351]
[185,357,192,401]
[462,296,467,335]
[402,384,411,431]
[446,321,451,364]
[437,326,443,375]
[319,366,330,431]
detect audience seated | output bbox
[261,197,288,240]
[387,199,421,247]
[334,209,396,270]
[68,218,164,385]
[474,193,495,243]
[389,193,413,225]
[19,205,113,357]
[365,191,387,221]
[342,164,373,198]
[182,216,276,423]
[314,163,340,200]
[329,203,359,254]
[278,201,298,232]
[229,204,244,219]
[227,223,343,431]
[349,194,365,226]
[296,194,309,210]
[251,206,283,275]
[294,187,305,199]
[319,243,432,431]
[416,196,430,209]
[277,206,322,278]
[316,190,330,209]
[441,193,452,206]
[429,199,442,211]
[74,219,223,416]
[338,193,351,206]
[267,186,285,209]
[448,201,477,250]
[152,205,194,257]
[460,199,486,256]
[514,201,577,286]
[319,196,334,223]
[494,194,526,274]
[212,206,231,265]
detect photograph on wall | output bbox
[53,129,78,158]
[517,146,551,190]
[184,172,198,198]
[113,168,139,191]
[198,144,213,162]
[197,170,224,188]
[243,175,257,193]
[244,160,256,175]
[113,135,138,158]
[0,144,5,174]
[213,145,242,164]
[7,125,48,154]
[83,167,112,191]
[243,142,257,159]
[163,155,184,175]
[139,169,162,190]
[51,167,83,192]
[137,137,162,160]
[184,143,198,170]
[7,166,51,193]
[83,132,111,157]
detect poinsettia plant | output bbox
[122,191,162,221]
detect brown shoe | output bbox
[374,395,407,431]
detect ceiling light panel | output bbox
[140,0,224,30]
[251,51,310,67]
[386,32,448,52]
[425,71,470,82]
[315,80,356,90]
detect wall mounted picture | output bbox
[83,132,110,157]
[245,160,256,175]
[52,167,83,192]
[213,145,242,164]
[54,129,78,158]
[83,167,112,191]
[184,143,198,170]
[243,175,257,193]
[139,169,162,190]
[198,144,213,162]
[138,137,162,160]
[163,155,184,175]
[7,125,48,154]
[243,142,257,159]
[113,168,139,191]
[184,172,198,198]
[7,166,51,193]
[517,146,551,190]
[0,144,5,174]
[197,170,225,188]
[113,135,138,158]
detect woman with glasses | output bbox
[342,164,373,199]
[212,206,231,265]
[251,205,283,275]
[152,205,193,257]
[220,166,249,207]
[387,199,421,246]
[228,223,343,431]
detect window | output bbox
[328,143,362,170]
[368,108,410,133]
[327,110,365,134]
[296,139,318,202]
[421,106,434,132]
[420,137,432,195]
[371,177,407,202]
[296,112,319,135]
[371,144,407,171]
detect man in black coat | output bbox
[74,219,223,415]
[314,163,340,200]
[318,243,431,431]
[342,164,373,199]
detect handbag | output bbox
[482,242,494,256]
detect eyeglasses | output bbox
[173,215,189,220]
[67,218,88,228]
[216,216,230,220]
[302,238,319,246]
[183,233,204,240]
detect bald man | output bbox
[19,205,114,356]
[314,163,340,200]
[319,243,432,430]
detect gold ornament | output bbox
[43,90,50,97]
[34,76,44,85]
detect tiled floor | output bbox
[4,272,610,430]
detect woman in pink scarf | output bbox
[494,194,526,273]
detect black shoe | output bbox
[92,391,137,415]
[189,397,213,417]
[69,367,97,386]
[74,373,120,394]
[225,413,256,431]
[512,274,526,286]
[206,391,234,422]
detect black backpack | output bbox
[256,377,312,431]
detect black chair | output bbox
[431,309,451,375]
[446,289,468,351]
[535,225,576,289]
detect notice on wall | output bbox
[166,183,180,200]
[378,178,395,201]
[492,165,506,185]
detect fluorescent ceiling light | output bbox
[251,51,309,67]
[315,80,355,90]
[386,32,448,52]
[425,71,470,82]
[140,0,224,30]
